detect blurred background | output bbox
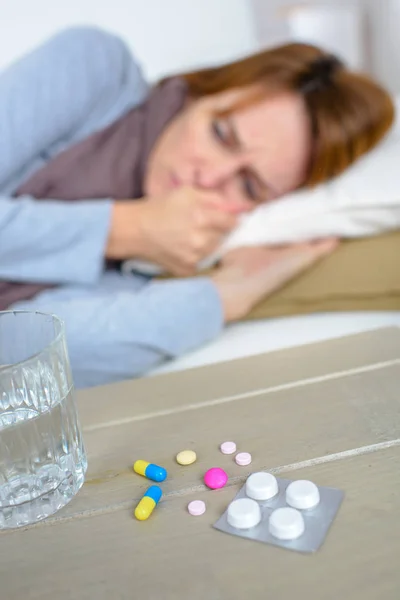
[1,0,399,92]
[1,0,399,375]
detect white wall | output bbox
[3,0,399,92]
[0,0,257,81]
[367,0,400,94]
[251,0,400,94]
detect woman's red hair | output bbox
[182,43,395,186]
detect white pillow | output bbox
[221,131,400,251]
[124,115,400,275]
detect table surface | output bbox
[2,327,400,600]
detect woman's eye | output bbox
[212,119,229,144]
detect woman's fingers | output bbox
[200,206,239,233]
[212,238,339,322]
[279,238,339,271]
[302,237,339,255]
[221,238,338,270]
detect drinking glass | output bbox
[0,311,87,529]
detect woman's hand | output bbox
[106,187,248,275]
[211,239,339,322]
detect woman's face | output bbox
[144,86,311,210]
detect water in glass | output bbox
[0,311,87,528]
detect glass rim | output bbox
[0,310,65,374]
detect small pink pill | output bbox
[204,467,228,490]
[220,441,236,455]
[235,452,252,466]
[188,500,206,516]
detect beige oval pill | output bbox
[176,450,197,466]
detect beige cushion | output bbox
[245,232,400,320]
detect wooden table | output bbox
[2,328,400,600]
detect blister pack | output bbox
[213,472,344,553]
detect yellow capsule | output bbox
[133,459,148,477]
[134,486,162,521]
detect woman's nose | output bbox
[194,156,241,190]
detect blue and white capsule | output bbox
[135,485,162,521]
[133,460,167,482]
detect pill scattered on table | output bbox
[286,480,320,510]
[227,498,261,529]
[133,460,167,482]
[134,485,162,521]
[188,500,206,516]
[176,450,197,466]
[204,467,228,489]
[268,507,305,540]
[235,452,252,466]
[246,472,278,501]
[220,441,236,455]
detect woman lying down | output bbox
[0,28,394,387]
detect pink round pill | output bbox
[204,467,228,489]
[188,500,206,516]
[235,452,252,466]
[220,441,237,455]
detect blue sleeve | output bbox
[12,277,224,388]
[0,197,112,284]
[0,27,148,284]
[0,26,147,181]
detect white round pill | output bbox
[246,472,279,501]
[286,480,320,510]
[227,498,262,530]
[220,441,236,455]
[269,507,305,540]
[235,452,252,466]
[188,500,206,516]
